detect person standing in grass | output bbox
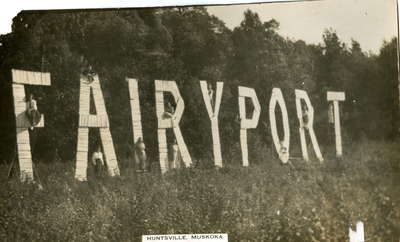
[92,144,105,178]
[134,137,147,172]
[170,138,182,169]
[278,140,289,163]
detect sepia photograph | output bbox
[0,0,399,241]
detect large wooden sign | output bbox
[10,69,348,180]
[12,69,51,182]
[155,80,192,173]
[75,75,120,181]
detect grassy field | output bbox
[0,140,400,241]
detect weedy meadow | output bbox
[0,140,399,242]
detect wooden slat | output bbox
[214,82,224,115]
[127,78,139,100]
[211,119,223,167]
[240,129,249,167]
[238,86,254,97]
[155,103,165,113]
[327,91,345,101]
[12,69,51,86]
[99,128,120,177]
[157,128,168,173]
[173,127,192,167]
[75,128,89,181]
[16,128,34,181]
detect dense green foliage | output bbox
[0,140,399,241]
[0,7,398,166]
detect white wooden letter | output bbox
[269,88,290,163]
[12,69,51,182]
[200,81,223,168]
[295,89,323,162]
[327,91,345,157]
[238,86,261,166]
[155,80,192,173]
[127,78,144,143]
[75,75,120,181]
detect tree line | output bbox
[0,7,397,168]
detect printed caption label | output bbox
[143,234,228,242]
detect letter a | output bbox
[75,74,120,181]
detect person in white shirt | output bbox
[25,94,40,130]
[278,140,289,163]
[92,145,105,178]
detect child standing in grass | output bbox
[92,145,105,178]
[135,137,147,172]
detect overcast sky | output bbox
[208,0,398,53]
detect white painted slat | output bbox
[99,128,120,176]
[211,119,223,167]
[240,129,248,167]
[238,86,254,97]
[127,78,139,100]
[12,69,51,86]
[157,128,168,173]
[200,81,214,115]
[75,128,89,180]
[16,129,34,180]
[173,127,192,167]
[327,91,345,101]
[214,82,224,115]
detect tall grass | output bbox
[0,140,399,241]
